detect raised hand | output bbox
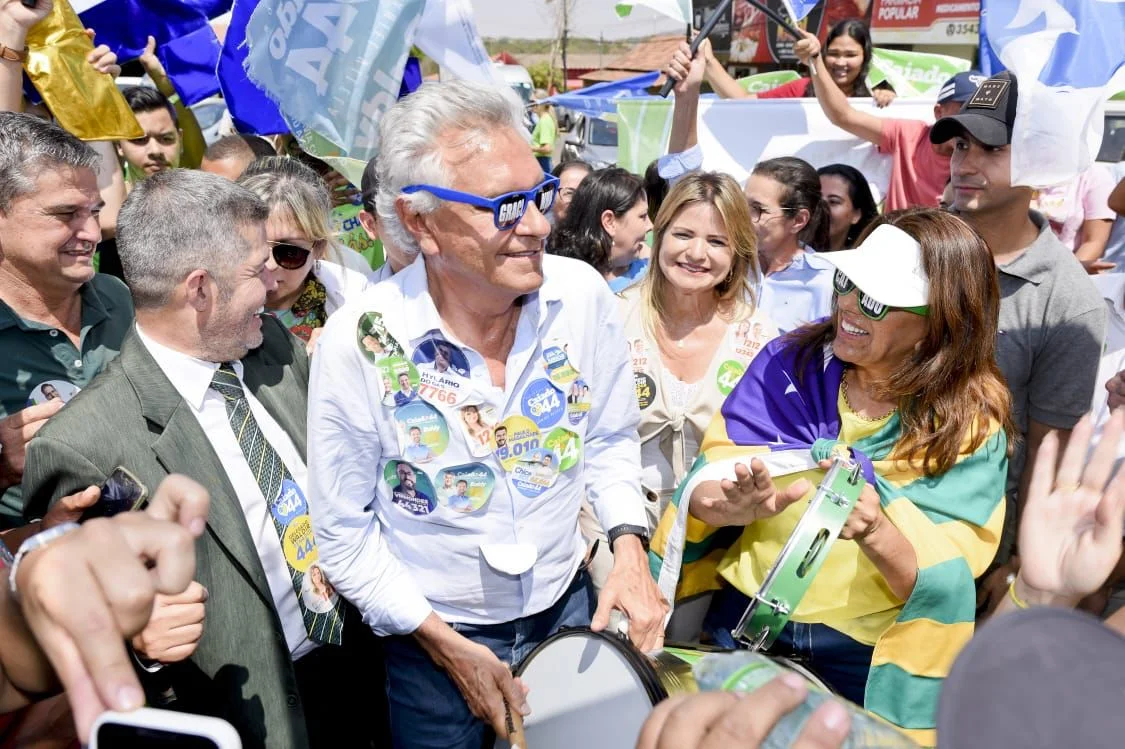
[690,457,812,528]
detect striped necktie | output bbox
[210,363,343,645]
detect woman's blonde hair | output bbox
[640,171,760,340]
[238,156,334,259]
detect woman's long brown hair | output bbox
[790,208,1014,475]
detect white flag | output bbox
[615,0,691,25]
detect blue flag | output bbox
[158,24,222,106]
[780,0,819,21]
[541,71,660,118]
[979,0,1125,186]
[74,0,231,62]
[218,0,286,134]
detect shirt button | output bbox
[286,694,299,708]
[74,360,83,368]
[49,330,59,337]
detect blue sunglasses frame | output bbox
[401,175,560,231]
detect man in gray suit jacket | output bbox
[21,170,384,748]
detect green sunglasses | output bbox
[833,270,929,321]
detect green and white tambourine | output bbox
[733,455,866,651]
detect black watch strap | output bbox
[606,524,650,551]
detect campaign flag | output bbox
[219,0,286,134]
[866,47,971,97]
[541,71,661,118]
[780,0,819,21]
[72,0,231,61]
[615,0,692,24]
[158,24,222,106]
[980,0,1125,186]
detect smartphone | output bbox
[89,708,241,748]
[80,466,149,522]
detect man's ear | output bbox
[789,207,810,236]
[358,210,380,243]
[397,197,439,256]
[183,269,211,311]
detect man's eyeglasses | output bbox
[401,175,559,231]
[270,241,320,270]
[748,202,796,223]
[833,270,929,321]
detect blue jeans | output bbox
[384,570,595,749]
[703,583,874,706]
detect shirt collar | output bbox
[135,324,243,410]
[0,276,118,332]
[996,212,1057,284]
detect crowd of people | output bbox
[2,2,1125,748]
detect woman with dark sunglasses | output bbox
[651,208,1014,744]
[238,158,370,348]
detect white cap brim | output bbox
[817,224,929,309]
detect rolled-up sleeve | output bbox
[582,285,649,533]
[307,307,432,636]
[656,144,703,186]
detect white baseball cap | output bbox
[818,224,929,309]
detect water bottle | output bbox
[692,652,919,748]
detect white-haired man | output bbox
[308,80,667,748]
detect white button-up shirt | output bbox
[135,327,316,659]
[307,254,647,636]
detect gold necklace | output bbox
[841,371,895,422]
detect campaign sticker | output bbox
[543,427,582,472]
[492,415,541,472]
[376,356,421,408]
[733,319,767,360]
[27,379,79,406]
[510,448,560,498]
[565,379,591,425]
[357,311,404,362]
[716,360,747,396]
[412,335,471,378]
[385,460,437,516]
[634,372,656,410]
[458,403,499,457]
[394,401,450,463]
[418,369,470,409]
[629,337,649,373]
[542,343,579,386]
[436,463,495,513]
[520,378,565,429]
[300,563,339,614]
[282,514,318,573]
[271,478,308,527]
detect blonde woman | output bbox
[239,157,370,349]
[619,171,778,528]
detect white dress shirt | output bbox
[1090,274,1125,487]
[136,326,316,660]
[307,254,648,636]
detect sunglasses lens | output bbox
[273,243,310,270]
[495,194,527,230]
[858,293,888,320]
[536,182,557,214]
[833,270,854,294]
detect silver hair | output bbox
[375,80,528,256]
[0,112,99,213]
[117,169,269,309]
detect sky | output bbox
[470,0,684,40]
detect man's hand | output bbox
[0,400,64,490]
[414,614,529,740]
[130,581,208,663]
[592,535,668,652]
[136,35,165,79]
[0,0,51,39]
[84,29,120,77]
[636,673,850,749]
[665,39,709,95]
[690,458,811,528]
[14,474,209,743]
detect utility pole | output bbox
[561,0,569,92]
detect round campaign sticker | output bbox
[385,460,437,516]
[520,378,565,429]
[716,360,747,396]
[418,369,470,409]
[492,415,542,472]
[629,337,650,373]
[271,478,308,527]
[458,403,499,457]
[300,563,339,614]
[376,356,421,408]
[542,343,579,386]
[394,401,450,464]
[356,311,404,363]
[436,463,495,513]
[412,335,471,378]
[510,447,560,498]
[634,372,656,410]
[564,379,591,425]
[282,514,318,573]
[27,379,80,407]
[543,427,583,473]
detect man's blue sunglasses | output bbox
[401,175,559,231]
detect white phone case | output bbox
[89,707,241,748]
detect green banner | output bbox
[866,47,971,97]
[616,98,676,175]
[737,70,802,94]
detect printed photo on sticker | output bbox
[417,368,469,409]
[27,379,80,406]
[385,460,436,516]
[412,335,471,378]
[492,415,542,472]
[565,379,591,425]
[394,401,450,461]
[300,563,339,614]
[629,338,649,372]
[459,403,497,454]
[375,356,420,408]
[356,311,404,363]
[733,319,766,359]
[437,463,495,514]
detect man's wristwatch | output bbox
[8,522,81,603]
[0,43,28,63]
[606,524,650,552]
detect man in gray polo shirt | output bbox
[931,72,1106,611]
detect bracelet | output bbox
[1007,578,1030,609]
[8,522,81,603]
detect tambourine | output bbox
[733,455,865,651]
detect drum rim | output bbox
[513,626,668,705]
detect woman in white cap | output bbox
[650,208,1014,745]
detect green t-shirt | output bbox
[532,114,557,153]
[0,274,135,526]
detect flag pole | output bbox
[659,0,733,97]
[743,0,817,76]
